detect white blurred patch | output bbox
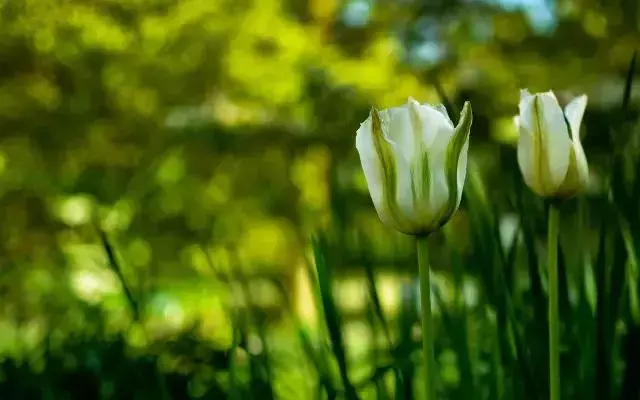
[499,213,521,250]
[70,268,118,304]
[55,194,94,226]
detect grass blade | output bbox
[620,325,640,400]
[98,230,140,321]
[395,282,418,400]
[312,236,359,400]
[362,252,392,346]
[595,206,611,400]
[622,51,637,115]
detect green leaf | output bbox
[595,204,611,400]
[312,235,359,400]
[395,282,418,400]
[228,322,243,400]
[361,245,392,345]
[621,51,637,115]
[98,229,140,322]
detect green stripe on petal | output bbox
[371,108,407,231]
[408,100,430,211]
[531,95,551,195]
[419,150,431,215]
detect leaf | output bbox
[622,51,637,115]
[312,235,359,400]
[395,281,418,400]
[98,229,140,322]
[595,205,611,400]
[612,51,637,152]
[362,246,392,346]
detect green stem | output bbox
[548,205,560,400]
[417,236,436,400]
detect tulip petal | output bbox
[514,112,543,192]
[516,116,541,193]
[433,104,455,128]
[456,138,470,207]
[562,94,589,196]
[382,102,415,165]
[446,101,473,211]
[406,99,459,231]
[392,144,419,233]
[427,161,448,231]
[408,100,456,150]
[407,99,430,205]
[520,88,532,101]
[572,139,590,187]
[556,143,589,198]
[429,101,472,231]
[355,115,386,220]
[564,94,588,140]
[519,91,571,194]
[356,108,416,233]
[407,102,456,230]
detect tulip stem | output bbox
[548,205,561,400]
[417,236,436,400]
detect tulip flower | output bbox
[355,97,473,400]
[516,89,590,400]
[516,89,589,198]
[355,97,473,237]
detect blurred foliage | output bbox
[2,0,640,398]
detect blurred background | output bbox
[1,0,640,399]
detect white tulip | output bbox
[516,89,589,198]
[356,98,473,236]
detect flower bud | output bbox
[355,98,473,236]
[516,89,589,198]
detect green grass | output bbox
[1,54,640,400]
